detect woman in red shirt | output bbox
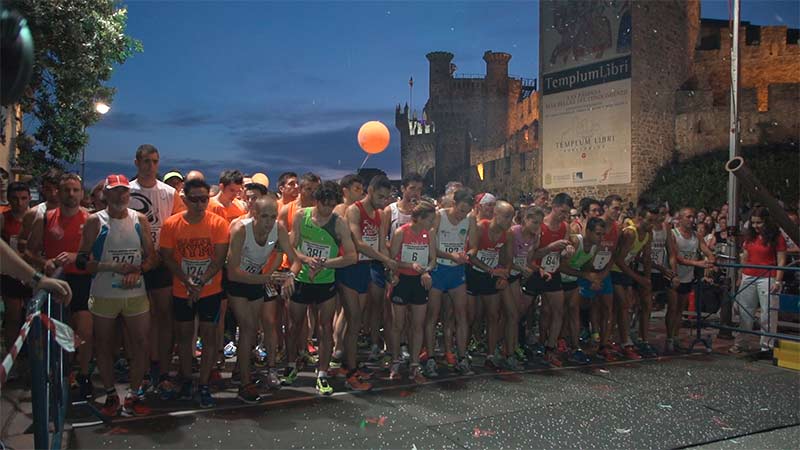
[732,207,787,353]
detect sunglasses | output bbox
[187,195,209,203]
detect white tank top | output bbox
[672,228,699,283]
[436,209,469,266]
[239,218,278,275]
[129,179,175,249]
[90,209,146,298]
[389,202,412,236]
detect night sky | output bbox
[76,0,799,187]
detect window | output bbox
[504,155,511,175]
[520,152,527,170]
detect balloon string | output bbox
[358,154,371,170]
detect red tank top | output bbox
[471,219,507,272]
[395,223,430,276]
[44,208,89,275]
[355,201,382,261]
[2,210,23,251]
[535,220,567,272]
[600,220,619,251]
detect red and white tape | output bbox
[0,311,79,389]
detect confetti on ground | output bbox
[615,428,632,434]
[598,369,610,374]
[689,393,704,400]
[360,416,388,428]
[658,404,673,409]
[472,427,496,438]
[711,416,734,430]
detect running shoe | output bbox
[178,381,193,401]
[598,347,618,362]
[444,351,458,368]
[380,355,393,369]
[569,349,592,365]
[237,383,262,404]
[591,332,601,345]
[532,342,546,357]
[316,376,334,396]
[253,345,268,368]
[637,341,658,358]
[345,374,373,391]
[307,341,318,356]
[544,351,563,367]
[223,341,237,359]
[78,374,93,400]
[265,370,282,389]
[609,342,624,355]
[198,385,215,408]
[514,346,528,362]
[505,356,521,371]
[410,365,427,384]
[456,357,475,376]
[369,344,382,362]
[389,361,402,380]
[101,393,121,417]
[280,367,299,386]
[122,392,151,417]
[484,354,501,371]
[423,358,439,378]
[623,345,642,360]
[209,368,223,384]
[158,379,177,401]
[400,345,411,362]
[665,339,675,353]
[356,365,374,380]
[579,328,591,345]
[300,350,319,366]
[196,337,203,352]
[728,345,743,354]
[556,338,568,354]
[418,348,429,362]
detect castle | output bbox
[396,0,799,202]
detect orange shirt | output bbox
[209,197,246,223]
[172,190,187,215]
[160,212,230,298]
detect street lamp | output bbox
[81,101,110,181]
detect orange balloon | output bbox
[358,121,390,154]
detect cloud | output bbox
[164,111,219,127]
[91,112,152,132]
[774,14,784,23]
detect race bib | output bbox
[8,235,19,252]
[109,248,143,288]
[359,234,379,261]
[441,242,465,255]
[476,249,499,270]
[401,243,428,266]
[542,252,560,273]
[593,250,612,270]
[301,241,331,260]
[241,256,263,274]
[150,227,161,247]
[651,247,666,265]
[182,258,211,285]
[512,255,528,275]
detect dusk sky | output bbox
[76,0,800,187]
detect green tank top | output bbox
[562,235,597,282]
[296,208,340,284]
[611,221,650,273]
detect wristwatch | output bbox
[30,271,44,288]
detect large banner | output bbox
[541,0,632,189]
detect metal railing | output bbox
[25,270,70,450]
[689,261,800,352]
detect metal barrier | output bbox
[690,262,800,353]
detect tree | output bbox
[8,0,142,176]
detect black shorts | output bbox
[0,275,32,299]
[508,273,523,284]
[562,281,579,292]
[466,265,498,296]
[173,293,223,323]
[651,273,667,293]
[291,281,337,305]
[677,281,694,295]
[65,273,92,313]
[611,271,634,287]
[522,272,562,296]
[226,280,266,301]
[143,263,172,290]
[390,274,428,306]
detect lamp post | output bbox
[81,101,110,181]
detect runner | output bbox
[522,193,572,367]
[281,181,356,396]
[163,170,184,192]
[226,196,298,402]
[388,200,437,383]
[427,188,475,375]
[0,182,32,358]
[531,188,550,209]
[559,216,606,361]
[506,206,545,369]
[26,173,93,397]
[610,203,660,358]
[77,174,157,416]
[276,171,299,209]
[382,173,423,363]
[592,195,623,360]
[466,200,515,369]
[209,169,247,222]
[474,193,496,221]
[128,144,184,398]
[17,168,61,257]
[666,207,715,350]
[644,204,680,350]
[337,175,397,390]
[159,178,230,408]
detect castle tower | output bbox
[483,51,512,90]
[483,51,513,147]
[426,51,454,99]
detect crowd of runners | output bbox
[0,144,797,418]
